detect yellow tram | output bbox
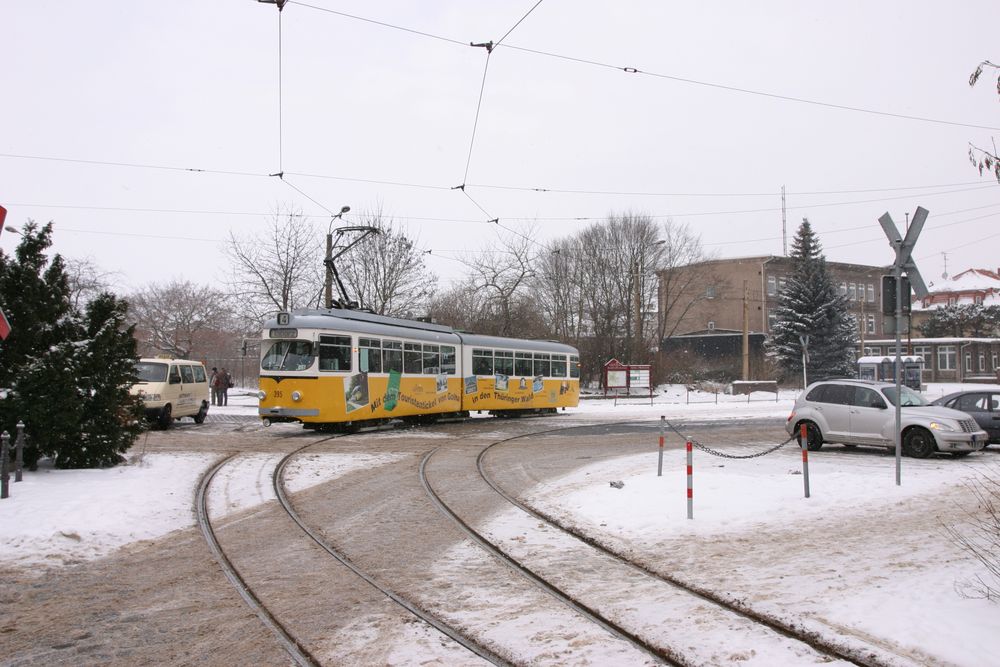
[257,309,580,429]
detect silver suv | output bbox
[785,379,987,458]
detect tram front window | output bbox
[262,340,315,371]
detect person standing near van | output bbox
[220,368,233,406]
[210,367,223,406]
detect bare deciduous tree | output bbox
[129,280,233,359]
[466,228,539,338]
[226,208,322,326]
[338,205,437,316]
[64,257,119,311]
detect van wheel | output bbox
[158,404,173,430]
[797,421,823,451]
[904,427,936,458]
[194,404,208,424]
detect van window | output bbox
[180,365,195,383]
[136,362,168,382]
[193,365,206,383]
[169,366,181,384]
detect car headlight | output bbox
[146,393,161,401]
[929,420,957,432]
[291,390,302,402]
[257,390,267,400]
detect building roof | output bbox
[913,268,1000,311]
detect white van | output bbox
[131,358,211,429]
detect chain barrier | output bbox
[663,418,798,460]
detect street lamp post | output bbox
[634,240,666,363]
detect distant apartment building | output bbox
[656,255,889,380]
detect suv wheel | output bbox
[903,427,935,458]
[796,421,824,451]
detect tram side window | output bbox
[570,355,580,379]
[382,340,403,373]
[534,353,551,377]
[551,355,567,377]
[359,338,382,373]
[494,350,514,376]
[319,335,352,372]
[423,344,440,374]
[515,352,532,377]
[441,346,456,375]
[472,349,493,375]
[404,343,423,374]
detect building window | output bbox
[839,282,847,296]
[994,352,999,370]
[965,353,973,373]
[867,283,875,302]
[913,345,932,370]
[974,295,984,305]
[767,275,777,296]
[866,314,875,333]
[938,345,957,371]
[848,283,857,301]
[948,296,956,306]
[980,353,986,372]
[778,277,787,293]
[705,285,716,298]
[767,310,777,331]
[863,346,881,356]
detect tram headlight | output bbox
[291,390,302,402]
[257,390,266,400]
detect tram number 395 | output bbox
[272,390,283,399]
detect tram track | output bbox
[419,421,910,667]
[194,429,510,666]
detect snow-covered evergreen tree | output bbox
[766,219,858,384]
[0,222,144,468]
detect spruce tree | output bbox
[766,219,858,384]
[0,221,144,468]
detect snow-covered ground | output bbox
[2,383,998,664]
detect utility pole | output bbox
[781,185,787,256]
[633,259,642,363]
[742,280,750,380]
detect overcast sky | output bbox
[3,1,999,296]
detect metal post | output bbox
[686,440,693,519]
[324,232,333,309]
[1,431,9,499]
[657,416,665,476]
[894,247,903,486]
[799,423,811,498]
[15,421,24,482]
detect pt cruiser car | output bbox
[785,379,987,458]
